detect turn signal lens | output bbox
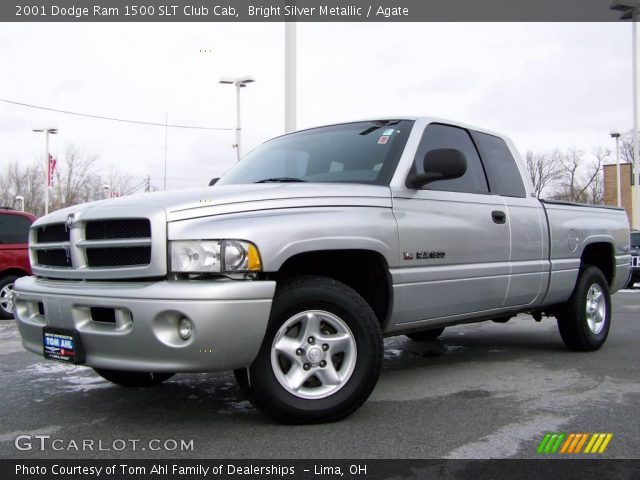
[247,243,261,271]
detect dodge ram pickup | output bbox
[13,118,631,423]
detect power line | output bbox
[0,98,234,131]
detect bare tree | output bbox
[51,147,101,209]
[525,150,563,198]
[0,160,45,215]
[103,166,137,197]
[1,146,145,216]
[553,148,607,204]
[587,147,609,205]
[620,130,634,166]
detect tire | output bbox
[234,276,383,424]
[93,368,174,387]
[556,265,611,352]
[406,327,445,341]
[0,274,19,320]
[625,277,635,289]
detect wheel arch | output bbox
[580,241,615,287]
[272,249,393,331]
[0,268,29,281]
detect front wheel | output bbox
[556,265,611,352]
[235,276,383,424]
[93,368,175,387]
[0,275,19,320]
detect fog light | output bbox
[178,317,193,340]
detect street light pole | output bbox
[634,11,640,227]
[611,130,622,207]
[611,1,640,227]
[219,75,255,161]
[235,82,242,159]
[32,127,58,216]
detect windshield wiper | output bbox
[254,177,307,183]
[359,120,401,136]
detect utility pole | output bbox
[285,22,297,133]
[163,113,168,190]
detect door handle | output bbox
[491,210,506,224]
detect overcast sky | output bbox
[0,22,633,191]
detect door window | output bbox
[413,124,489,194]
[0,214,32,244]
[471,131,527,198]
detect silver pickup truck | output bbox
[14,117,631,423]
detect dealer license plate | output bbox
[43,327,84,364]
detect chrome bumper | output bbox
[13,276,276,373]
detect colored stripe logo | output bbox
[537,432,613,454]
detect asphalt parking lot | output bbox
[1,291,638,460]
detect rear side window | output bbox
[413,124,489,194]
[471,131,527,198]
[0,214,32,244]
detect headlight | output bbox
[169,240,261,273]
[169,241,221,272]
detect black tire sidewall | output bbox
[558,266,611,351]
[245,277,382,422]
[579,269,611,347]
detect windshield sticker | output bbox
[378,135,390,144]
[383,128,395,136]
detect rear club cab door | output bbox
[469,130,546,308]
[392,123,511,323]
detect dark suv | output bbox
[629,230,640,289]
[0,209,35,319]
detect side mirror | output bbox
[406,148,467,189]
[208,178,219,186]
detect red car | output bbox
[0,209,35,319]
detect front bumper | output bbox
[13,276,276,373]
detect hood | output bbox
[33,183,392,225]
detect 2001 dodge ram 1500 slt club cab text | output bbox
[14,118,631,423]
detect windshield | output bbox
[632,232,640,248]
[217,120,414,186]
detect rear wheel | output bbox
[93,368,174,387]
[556,265,611,352]
[406,327,445,341]
[235,276,383,424]
[0,275,19,320]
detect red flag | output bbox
[47,154,57,187]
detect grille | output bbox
[37,249,71,267]
[31,212,161,278]
[36,224,69,243]
[85,219,151,240]
[86,247,151,267]
[633,256,639,268]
